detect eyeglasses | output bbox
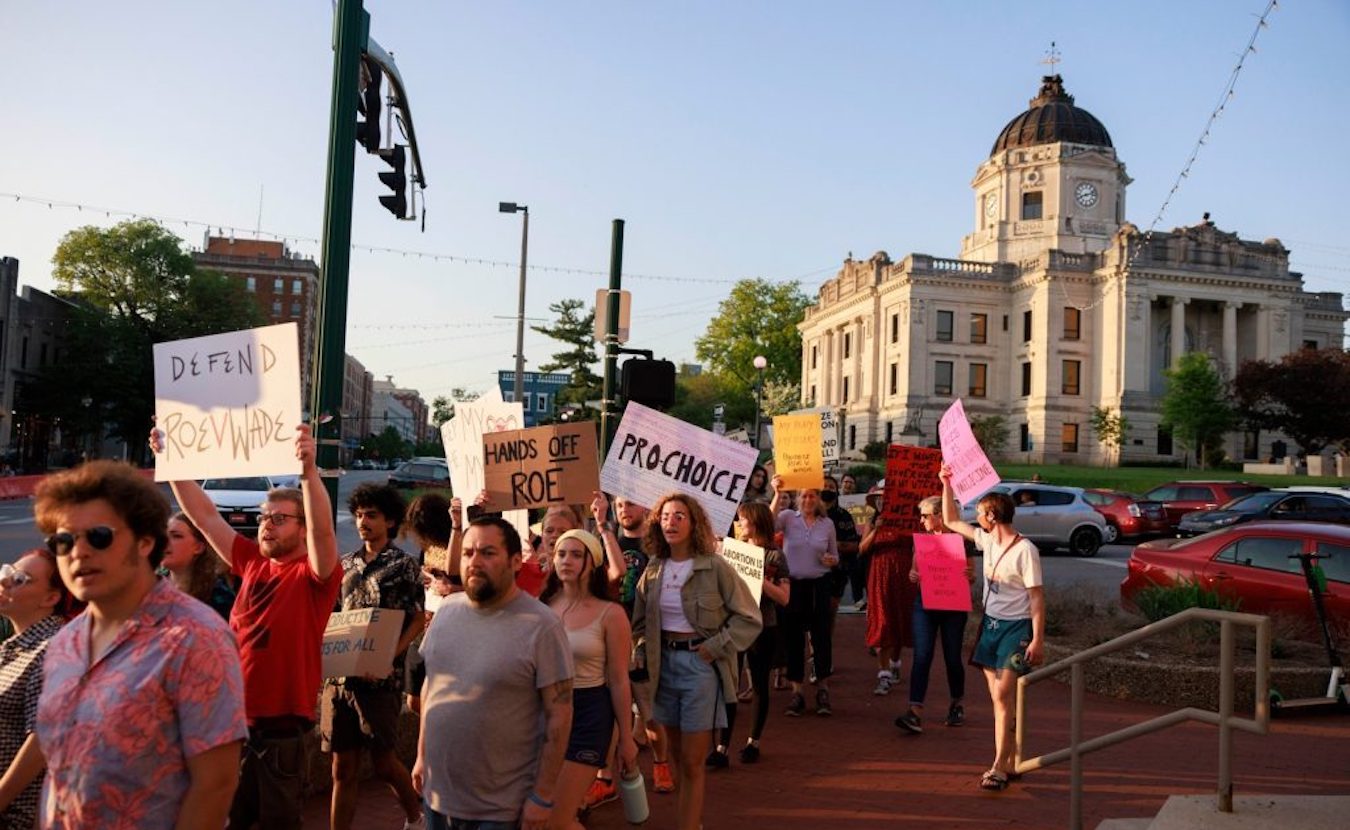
[0,563,34,588]
[45,525,116,556]
[258,511,302,527]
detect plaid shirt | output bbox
[0,615,63,830]
[334,542,423,692]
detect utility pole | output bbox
[599,220,624,456]
[312,0,366,517]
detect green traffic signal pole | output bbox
[312,0,368,518]
[598,219,624,456]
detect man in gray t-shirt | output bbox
[413,518,574,829]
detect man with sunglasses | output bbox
[153,423,342,829]
[29,460,248,828]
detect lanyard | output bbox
[982,534,1021,609]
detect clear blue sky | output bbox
[2,1,1346,403]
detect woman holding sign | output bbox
[631,494,762,830]
[540,530,638,829]
[769,478,839,717]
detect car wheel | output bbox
[1102,523,1119,544]
[1069,526,1102,557]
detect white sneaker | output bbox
[873,673,893,696]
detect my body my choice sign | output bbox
[153,322,302,481]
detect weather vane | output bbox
[1041,41,1061,73]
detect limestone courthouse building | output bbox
[798,75,1347,466]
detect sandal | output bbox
[980,770,1010,791]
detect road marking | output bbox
[0,517,35,526]
[1080,558,1127,569]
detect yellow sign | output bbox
[772,414,824,490]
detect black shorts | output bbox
[565,686,615,767]
[320,684,402,753]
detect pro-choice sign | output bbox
[600,402,758,535]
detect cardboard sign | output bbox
[913,533,973,612]
[882,445,943,532]
[772,414,824,490]
[483,423,600,510]
[321,608,405,680]
[153,322,303,481]
[840,494,875,530]
[938,398,1001,505]
[441,389,524,497]
[600,402,759,537]
[719,538,765,604]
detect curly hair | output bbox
[406,493,453,549]
[170,513,226,605]
[642,493,718,560]
[34,460,169,568]
[347,482,407,537]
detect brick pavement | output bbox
[309,615,1350,829]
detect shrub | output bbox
[1133,578,1241,623]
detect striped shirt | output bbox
[0,615,64,830]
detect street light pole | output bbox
[500,202,529,404]
[752,355,767,449]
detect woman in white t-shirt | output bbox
[937,464,1044,793]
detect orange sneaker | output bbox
[652,760,675,793]
[583,776,618,809]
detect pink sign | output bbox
[913,533,972,612]
[938,398,1000,505]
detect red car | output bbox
[1120,522,1350,629]
[1141,480,1269,532]
[1082,489,1169,543]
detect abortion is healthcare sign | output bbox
[153,323,302,481]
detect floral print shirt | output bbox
[36,579,247,829]
[334,543,423,692]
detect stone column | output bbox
[1170,297,1189,367]
[1222,301,1239,378]
[822,330,834,406]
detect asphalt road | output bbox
[0,468,1133,600]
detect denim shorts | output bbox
[653,648,726,732]
[970,616,1032,676]
[424,807,517,830]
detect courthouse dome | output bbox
[991,75,1113,155]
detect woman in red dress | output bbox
[860,497,918,696]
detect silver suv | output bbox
[960,482,1108,557]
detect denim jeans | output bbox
[424,804,519,830]
[908,593,968,706]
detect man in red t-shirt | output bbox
[155,424,341,829]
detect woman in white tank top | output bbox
[541,529,637,829]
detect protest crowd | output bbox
[0,378,1045,829]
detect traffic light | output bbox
[378,144,407,218]
[622,359,676,410]
[356,57,382,153]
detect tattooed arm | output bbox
[522,678,573,829]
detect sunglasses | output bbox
[258,511,302,527]
[0,563,35,588]
[45,526,116,556]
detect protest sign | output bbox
[601,402,759,536]
[719,538,765,604]
[772,413,824,490]
[483,422,600,510]
[881,445,943,532]
[913,533,973,612]
[441,389,524,497]
[153,322,302,481]
[321,608,406,680]
[938,398,1001,505]
[790,406,839,465]
[840,494,875,530]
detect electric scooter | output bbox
[1269,548,1348,714]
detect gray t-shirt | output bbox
[419,590,574,822]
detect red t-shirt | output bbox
[230,535,342,724]
[515,558,547,598]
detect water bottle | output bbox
[619,767,649,824]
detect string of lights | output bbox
[0,191,834,287]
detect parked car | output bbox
[1141,481,1269,531]
[1082,489,1169,543]
[1120,522,1350,629]
[1177,490,1350,537]
[201,476,278,537]
[388,458,450,490]
[960,482,1108,557]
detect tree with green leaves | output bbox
[1233,348,1350,455]
[1160,352,1237,470]
[532,299,602,418]
[1089,405,1131,467]
[27,219,264,461]
[969,414,1009,458]
[430,387,476,427]
[695,278,811,389]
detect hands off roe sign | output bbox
[153,323,302,481]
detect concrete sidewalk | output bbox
[308,614,1350,829]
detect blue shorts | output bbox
[971,616,1032,677]
[653,648,726,733]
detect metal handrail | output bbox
[1015,607,1271,830]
